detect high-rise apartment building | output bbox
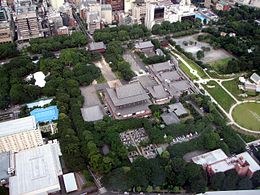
[15,12,43,40]
[0,116,43,153]
[105,0,124,11]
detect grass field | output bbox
[222,78,243,101]
[179,61,198,80]
[209,57,233,72]
[203,80,236,112]
[232,102,260,131]
[171,51,208,79]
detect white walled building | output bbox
[50,0,64,10]
[101,4,113,24]
[132,1,147,24]
[9,140,63,195]
[0,116,43,153]
[145,0,195,29]
[80,1,112,33]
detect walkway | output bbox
[169,45,260,134]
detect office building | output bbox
[101,4,113,24]
[80,1,112,33]
[145,0,195,29]
[0,116,43,153]
[50,0,64,10]
[132,0,146,24]
[9,140,63,195]
[192,149,260,178]
[105,82,151,119]
[105,0,124,11]
[0,8,14,43]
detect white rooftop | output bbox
[238,152,260,172]
[192,149,228,166]
[197,190,260,195]
[63,173,78,193]
[0,116,37,137]
[33,71,46,88]
[9,141,63,195]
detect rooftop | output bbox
[26,98,53,109]
[0,116,37,137]
[81,105,104,122]
[161,112,180,125]
[148,61,173,73]
[147,84,170,99]
[192,149,228,166]
[0,152,13,180]
[106,82,150,106]
[9,141,63,195]
[238,152,260,172]
[88,41,106,51]
[63,173,78,193]
[135,41,154,49]
[198,190,260,195]
[30,106,59,123]
[250,73,260,84]
[168,102,188,116]
[157,70,181,82]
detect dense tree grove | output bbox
[30,32,88,54]
[201,6,260,73]
[93,24,151,43]
[151,20,201,36]
[0,56,41,108]
[0,43,19,60]
[104,41,135,81]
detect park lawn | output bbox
[209,57,233,72]
[232,102,260,131]
[222,78,243,101]
[178,53,208,79]
[179,61,198,80]
[171,51,208,79]
[203,80,236,112]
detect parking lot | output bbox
[173,33,233,63]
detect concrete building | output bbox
[192,149,260,178]
[0,152,15,185]
[104,0,124,11]
[50,0,64,10]
[0,21,13,43]
[145,0,195,29]
[168,102,188,117]
[9,140,63,195]
[198,190,260,195]
[88,41,106,53]
[101,4,113,24]
[234,0,260,8]
[57,26,69,35]
[15,11,43,41]
[105,82,152,119]
[135,40,154,52]
[132,1,147,24]
[63,173,78,193]
[0,116,43,153]
[0,8,13,43]
[216,1,230,11]
[147,84,171,104]
[47,11,63,34]
[80,1,111,33]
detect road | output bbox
[94,56,117,81]
[123,50,147,74]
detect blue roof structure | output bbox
[30,106,59,123]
